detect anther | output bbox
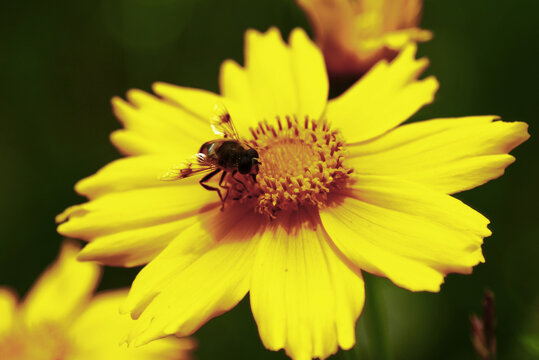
[250,127,258,139]
[233,116,352,217]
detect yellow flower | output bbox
[57,28,529,360]
[296,0,433,76]
[0,242,195,360]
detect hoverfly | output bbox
[161,105,261,210]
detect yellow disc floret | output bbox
[230,115,353,218]
[0,323,71,360]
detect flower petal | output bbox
[120,217,219,318]
[21,242,100,326]
[123,205,266,346]
[74,154,201,199]
[327,44,438,143]
[151,82,223,124]
[220,59,256,124]
[69,290,195,360]
[320,175,491,292]
[111,89,214,155]
[250,210,365,360]
[348,116,530,194]
[77,216,200,267]
[220,28,328,122]
[152,82,254,139]
[288,28,329,120]
[0,287,17,335]
[57,185,217,240]
[380,28,433,50]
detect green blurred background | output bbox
[1,0,537,359]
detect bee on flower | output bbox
[57,28,528,360]
[0,242,195,360]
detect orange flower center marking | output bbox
[0,323,71,360]
[231,115,353,218]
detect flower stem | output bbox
[364,275,392,360]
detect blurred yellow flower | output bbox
[57,28,528,359]
[0,242,194,360]
[297,0,433,77]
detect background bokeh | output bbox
[1,0,537,359]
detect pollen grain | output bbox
[235,115,353,217]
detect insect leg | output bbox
[230,170,247,191]
[199,169,225,209]
[218,171,230,205]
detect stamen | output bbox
[227,116,353,218]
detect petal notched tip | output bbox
[56,204,87,225]
[420,75,440,104]
[110,96,130,125]
[151,81,171,96]
[244,27,286,64]
[245,26,282,43]
[288,27,311,44]
[401,42,418,58]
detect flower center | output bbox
[230,115,353,217]
[0,323,71,360]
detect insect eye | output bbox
[246,149,259,158]
[238,155,252,174]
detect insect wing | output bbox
[159,153,217,181]
[210,103,240,140]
